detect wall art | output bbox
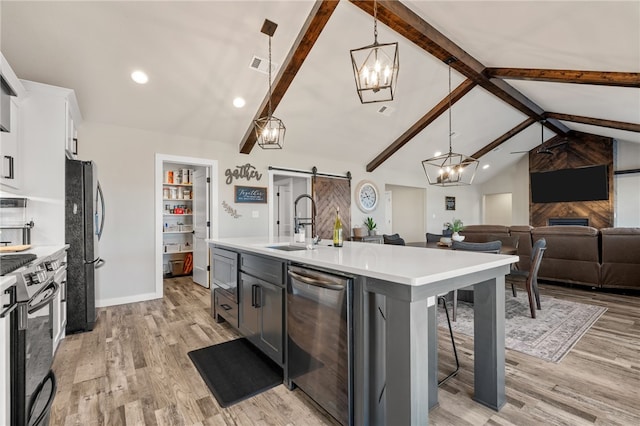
[445,196,456,211]
[222,201,241,218]
[225,163,263,185]
[235,186,267,203]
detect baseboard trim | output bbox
[96,291,161,308]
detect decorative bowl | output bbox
[440,237,452,245]
[451,234,465,242]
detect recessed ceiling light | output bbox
[233,97,246,108]
[131,70,149,84]
[434,151,442,157]
[483,164,490,170]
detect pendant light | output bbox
[254,19,285,149]
[350,0,399,104]
[422,58,478,186]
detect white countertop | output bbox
[207,237,518,286]
[0,274,17,292]
[1,245,69,260]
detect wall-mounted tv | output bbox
[530,165,609,203]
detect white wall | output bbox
[78,122,448,305]
[425,184,482,233]
[614,140,640,226]
[385,184,425,242]
[76,121,640,306]
[484,193,512,225]
[480,155,530,225]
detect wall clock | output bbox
[355,180,379,213]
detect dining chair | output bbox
[383,233,406,245]
[426,233,443,243]
[437,294,459,386]
[450,240,502,321]
[508,238,547,318]
[487,234,520,296]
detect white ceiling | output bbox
[2,1,639,184]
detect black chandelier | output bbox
[422,58,478,186]
[254,19,285,149]
[349,0,399,104]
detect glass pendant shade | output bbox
[350,41,399,103]
[254,115,286,149]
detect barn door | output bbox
[312,176,351,240]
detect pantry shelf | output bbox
[163,166,195,277]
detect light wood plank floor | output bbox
[50,278,640,425]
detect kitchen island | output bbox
[208,237,517,425]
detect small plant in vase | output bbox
[364,217,377,236]
[445,218,465,242]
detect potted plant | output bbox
[445,218,465,242]
[364,217,377,236]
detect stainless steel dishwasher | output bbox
[287,264,353,426]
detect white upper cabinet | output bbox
[0,52,26,191]
[19,80,82,245]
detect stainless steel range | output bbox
[1,248,67,425]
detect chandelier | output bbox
[349,0,399,104]
[254,19,285,149]
[422,58,478,186]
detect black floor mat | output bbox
[188,338,283,408]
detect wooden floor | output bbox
[50,278,640,425]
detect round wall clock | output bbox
[355,180,379,212]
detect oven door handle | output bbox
[27,281,59,315]
[28,369,57,426]
[0,301,17,318]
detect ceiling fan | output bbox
[511,120,568,155]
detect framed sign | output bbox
[235,186,267,203]
[445,196,456,211]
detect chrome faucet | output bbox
[294,194,319,243]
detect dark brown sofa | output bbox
[600,227,640,290]
[531,226,601,288]
[459,225,510,243]
[447,224,639,290]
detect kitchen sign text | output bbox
[225,163,263,185]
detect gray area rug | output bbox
[438,291,607,363]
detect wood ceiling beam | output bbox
[470,117,537,160]
[366,79,476,172]
[348,0,571,143]
[485,68,640,88]
[239,0,339,154]
[545,112,640,133]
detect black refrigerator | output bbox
[65,158,105,333]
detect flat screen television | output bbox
[530,165,609,203]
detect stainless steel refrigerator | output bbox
[65,158,105,333]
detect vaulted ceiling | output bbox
[2,1,638,183]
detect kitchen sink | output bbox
[267,245,308,251]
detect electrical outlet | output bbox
[252,210,259,218]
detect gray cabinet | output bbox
[239,253,284,365]
[213,288,238,328]
[210,247,239,326]
[211,247,238,301]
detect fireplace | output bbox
[548,217,589,226]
